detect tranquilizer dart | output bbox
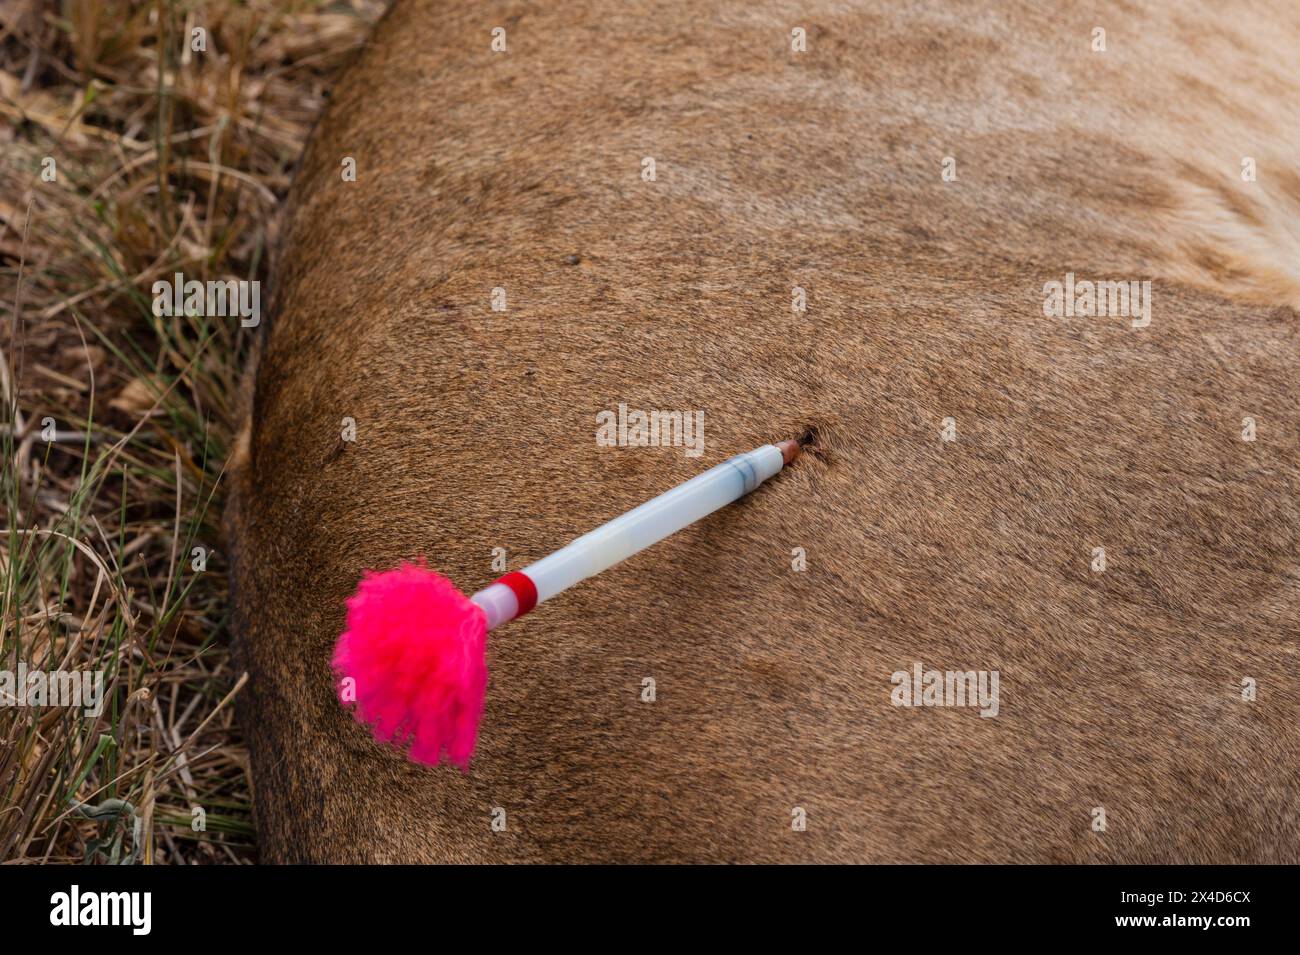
[333,437,803,767]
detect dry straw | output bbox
[0,0,382,864]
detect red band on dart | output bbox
[496,571,538,617]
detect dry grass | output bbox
[1,0,380,863]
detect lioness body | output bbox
[227,0,1300,862]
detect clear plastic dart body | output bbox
[470,441,798,629]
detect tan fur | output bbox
[225,0,1300,862]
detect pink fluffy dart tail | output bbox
[333,438,802,768]
[332,564,489,767]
